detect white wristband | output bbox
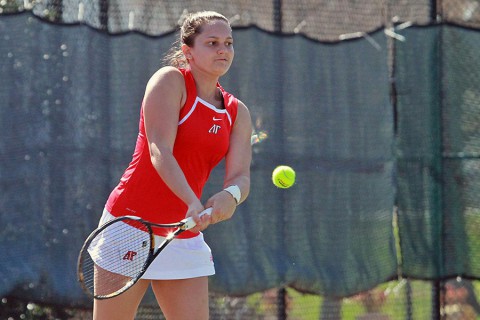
[224,185,241,205]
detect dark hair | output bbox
[163,11,230,68]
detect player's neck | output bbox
[196,85,224,109]
[190,69,221,104]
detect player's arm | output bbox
[205,100,252,223]
[143,67,204,218]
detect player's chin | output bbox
[212,61,232,75]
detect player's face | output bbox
[188,20,234,76]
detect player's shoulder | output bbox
[234,99,251,124]
[236,99,249,113]
[147,66,185,89]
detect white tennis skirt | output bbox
[92,209,215,280]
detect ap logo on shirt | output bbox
[209,124,221,134]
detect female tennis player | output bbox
[93,11,252,320]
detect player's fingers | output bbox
[190,212,212,232]
[209,209,226,225]
[190,207,205,222]
[198,213,210,225]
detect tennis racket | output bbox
[77,208,212,299]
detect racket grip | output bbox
[182,208,213,230]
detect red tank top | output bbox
[105,68,238,238]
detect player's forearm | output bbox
[150,147,199,206]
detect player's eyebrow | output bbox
[205,35,233,40]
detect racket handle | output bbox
[182,208,213,230]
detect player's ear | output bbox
[181,44,192,60]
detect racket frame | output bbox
[77,208,211,299]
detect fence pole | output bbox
[273,1,287,318]
[277,287,287,320]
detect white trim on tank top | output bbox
[178,97,232,125]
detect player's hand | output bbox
[204,190,237,225]
[186,201,211,233]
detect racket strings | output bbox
[79,219,152,298]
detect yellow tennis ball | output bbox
[272,165,296,189]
